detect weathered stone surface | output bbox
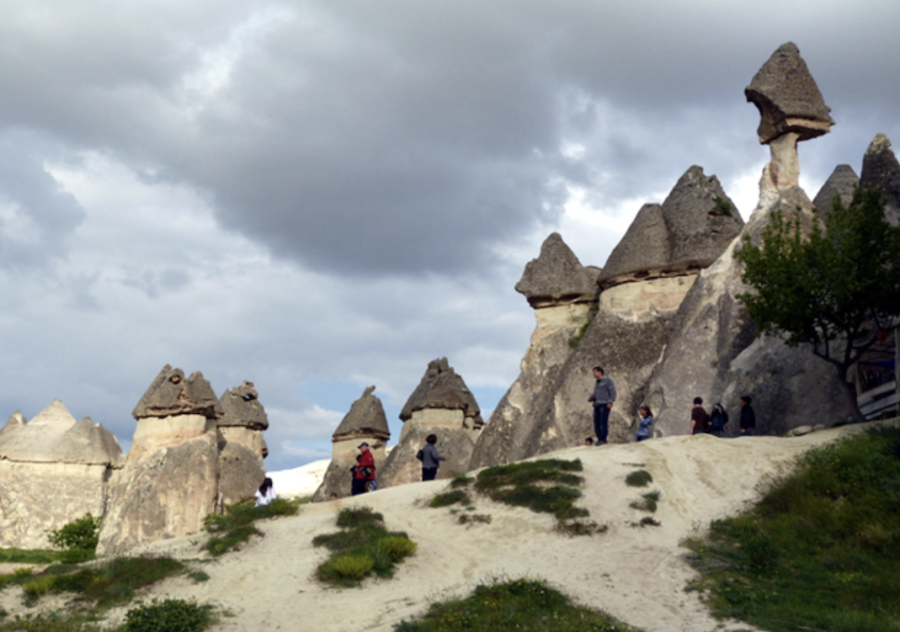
[399,358,482,428]
[132,365,221,419]
[332,386,390,441]
[515,233,598,308]
[745,42,834,144]
[217,441,265,508]
[599,167,743,289]
[219,381,269,430]
[813,164,858,218]
[97,428,219,555]
[381,414,474,487]
[859,133,900,225]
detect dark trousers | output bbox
[351,478,368,496]
[593,405,610,442]
[422,467,438,481]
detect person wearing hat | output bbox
[351,442,376,496]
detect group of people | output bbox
[348,433,448,497]
[588,365,757,443]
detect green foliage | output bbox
[202,497,302,556]
[630,490,661,513]
[686,425,900,631]
[473,459,593,534]
[124,599,214,632]
[0,569,35,592]
[457,513,492,526]
[735,189,900,418]
[0,612,103,632]
[568,320,592,349]
[313,507,416,587]
[449,474,473,489]
[46,514,101,560]
[710,195,734,217]
[0,549,62,565]
[188,571,210,583]
[429,489,471,508]
[393,577,644,631]
[624,470,653,487]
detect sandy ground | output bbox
[0,424,874,631]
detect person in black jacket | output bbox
[739,395,756,436]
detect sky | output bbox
[2,0,899,471]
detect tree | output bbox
[735,188,900,423]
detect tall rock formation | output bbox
[469,234,598,468]
[217,381,269,507]
[312,386,390,501]
[643,41,847,437]
[859,133,900,225]
[381,358,479,486]
[0,400,123,549]
[97,365,222,555]
[813,164,858,219]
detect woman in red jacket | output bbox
[351,442,376,496]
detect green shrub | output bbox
[630,490,661,513]
[0,548,61,565]
[47,514,101,559]
[23,575,57,598]
[449,474,473,489]
[429,489,471,508]
[125,599,213,632]
[336,506,383,529]
[326,554,375,581]
[625,470,653,487]
[377,537,418,560]
[202,497,302,556]
[457,514,492,526]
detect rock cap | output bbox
[745,42,834,144]
[400,358,482,425]
[332,386,391,442]
[132,365,222,420]
[515,233,598,308]
[219,381,269,430]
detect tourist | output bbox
[584,437,594,446]
[419,434,447,481]
[254,477,276,507]
[588,366,616,444]
[709,402,729,436]
[739,396,756,436]
[690,397,709,435]
[351,442,376,495]
[636,405,653,442]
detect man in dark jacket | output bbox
[588,366,616,444]
[739,396,756,436]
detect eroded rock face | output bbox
[599,166,743,289]
[859,133,900,225]
[132,365,221,419]
[813,164,858,218]
[217,381,269,506]
[0,401,122,549]
[745,42,834,144]
[515,233,599,308]
[312,386,391,501]
[399,358,482,429]
[219,381,269,431]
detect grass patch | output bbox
[685,424,900,631]
[0,549,61,565]
[124,598,215,632]
[624,470,652,487]
[393,577,644,631]
[449,474,473,489]
[429,490,471,508]
[457,514,491,526]
[203,497,303,556]
[473,459,598,534]
[0,612,105,631]
[629,490,660,513]
[313,507,416,587]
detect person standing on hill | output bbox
[636,405,653,442]
[351,442,376,495]
[419,434,447,481]
[588,366,616,444]
[739,396,756,436]
[690,397,709,435]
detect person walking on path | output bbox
[419,434,447,481]
[690,397,709,435]
[588,366,616,444]
[351,442,376,496]
[636,405,653,442]
[709,402,729,437]
[739,396,756,436]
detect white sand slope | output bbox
[1,424,875,631]
[268,459,330,498]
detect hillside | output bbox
[1,424,876,632]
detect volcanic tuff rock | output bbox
[312,386,390,502]
[219,381,269,431]
[132,364,222,419]
[218,381,270,507]
[745,42,834,144]
[515,232,600,308]
[813,164,859,218]
[598,166,744,289]
[0,401,123,549]
[859,133,900,225]
[382,360,478,487]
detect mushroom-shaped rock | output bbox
[859,133,900,225]
[745,42,834,144]
[333,386,391,443]
[813,164,859,218]
[400,358,482,427]
[599,166,743,289]
[132,365,221,419]
[219,381,269,431]
[515,233,598,308]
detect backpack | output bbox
[416,449,424,461]
[710,408,729,431]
